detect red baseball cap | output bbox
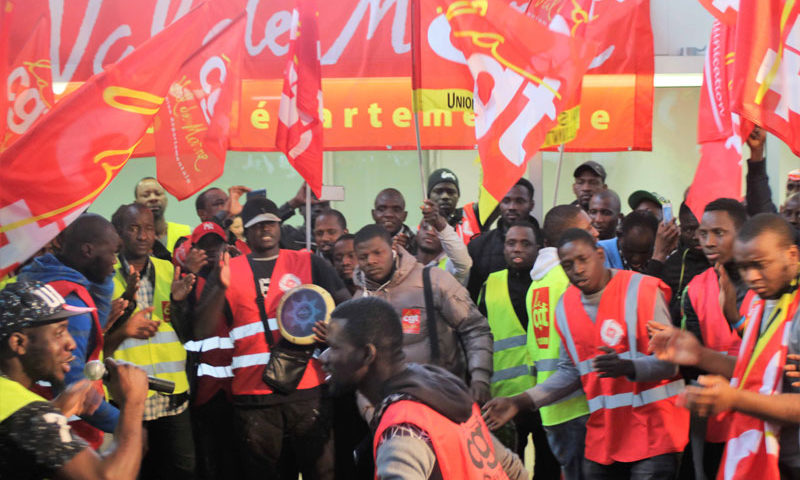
[191,222,226,244]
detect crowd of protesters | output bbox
[1,126,800,480]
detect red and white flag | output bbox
[437,0,595,221]
[687,20,745,220]
[525,0,655,150]
[732,0,800,156]
[153,10,246,200]
[276,0,324,199]
[698,0,739,26]
[1,13,53,153]
[0,1,241,279]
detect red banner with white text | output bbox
[0,2,243,278]
[4,0,654,153]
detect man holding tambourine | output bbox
[194,197,350,480]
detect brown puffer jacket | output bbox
[353,248,493,385]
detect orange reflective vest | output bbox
[555,270,689,465]
[685,267,749,442]
[373,400,509,480]
[718,285,800,480]
[226,250,322,397]
[686,268,744,357]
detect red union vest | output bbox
[686,268,744,357]
[686,267,748,442]
[554,270,689,465]
[45,280,105,450]
[717,284,800,480]
[183,275,234,405]
[456,203,481,245]
[226,250,321,397]
[373,400,509,480]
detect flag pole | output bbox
[552,144,565,207]
[305,182,312,251]
[410,0,427,200]
[413,113,427,200]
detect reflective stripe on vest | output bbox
[374,400,510,480]
[526,262,589,426]
[196,364,234,379]
[0,377,47,422]
[184,336,234,352]
[554,270,689,464]
[226,251,323,397]
[112,257,189,397]
[482,270,535,398]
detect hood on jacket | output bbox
[353,247,418,294]
[18,253,115,323]
[530,247,561,281]
[380,363,474,424]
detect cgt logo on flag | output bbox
[437,0,595,223]
[276,0,324,199]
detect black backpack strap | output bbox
[246,254,274,348]
[422,266,440,363]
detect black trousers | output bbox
[140,408,196,480]
[234,394,335,480]
[191,392,240,480]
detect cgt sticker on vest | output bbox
[278,274,302,292]
[600,319,624,347]
[161,301,171,323]
[401,309,422,334]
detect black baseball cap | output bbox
[628,190,664,210]
[241,197,281,229]
[573,161,607,181]
[0,281,93,339]
[427,168,460,196]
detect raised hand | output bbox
[184,248,208,274]
[716,263,740,326]
[122,265,140,302]
[746,126,766,162]
[171,266,196,302]
[123,307,159,339]
[647,321,703,366]
[105,298,130,333]
[52,380,103,418]
[216,251,231,288]
[227,185,251,217]
[652,219,680,262]
[392,232,409,251]
[420,199,447,232]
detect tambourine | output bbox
[276,284,335,345]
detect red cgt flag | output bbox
[438,0,595,221]
[525,0,655,151]
[0,1,240,279]
[1,13,53,153]
[688,19,745,220]
[153,10,246,200]
[732,0,800,156]
[276,0,324,199]
[698,0,739,26]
